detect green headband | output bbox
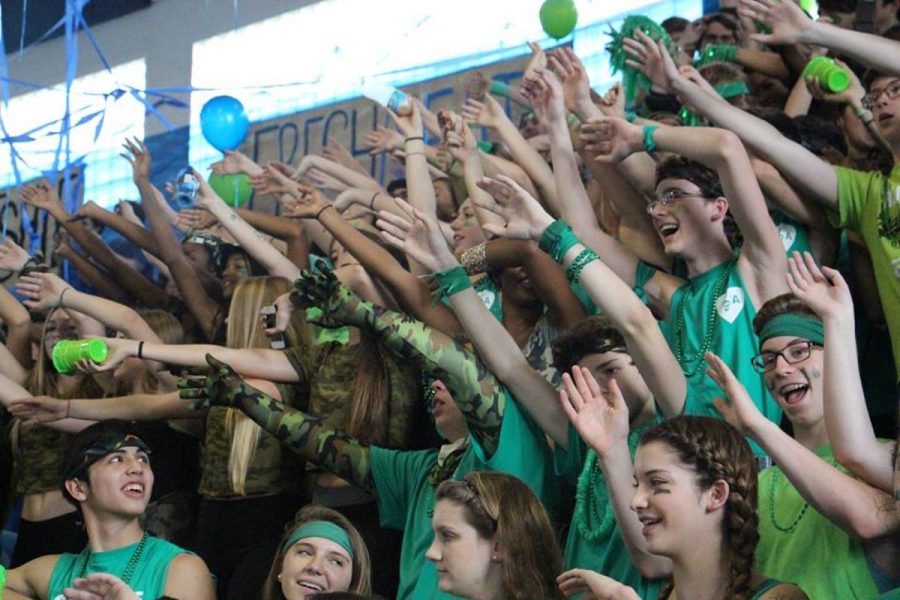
[714,80,749,99]
[281,521,354,559]
[758,313,824,345]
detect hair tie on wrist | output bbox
[58,288,70,309]
[643,125,660,153]
[538,220,580,263]
[405,136,424,143]
[137,341,145,359]
[432,266,472,306]
[369,191,380,210]
[314,205,331,220]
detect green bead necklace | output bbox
[672,259,735,377]
[76,531,149,585]
[768,459,837,533]
[573,450,616,542]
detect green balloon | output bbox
[208,173,253,208]
[540,0,578,40]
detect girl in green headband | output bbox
[261,505,372,600]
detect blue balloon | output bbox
[200,95,249,152]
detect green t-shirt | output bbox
[661,253,780,455]
[771,210,813,258]
[370,392,559,600]
[554,420,663,600]
[47,536,190,600]
[831,165,900,380]
[756,444,879,599]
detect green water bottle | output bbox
[51,339,109,374]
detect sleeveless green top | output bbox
[770,210,813,258]
[47,536,189,600]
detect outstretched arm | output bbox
[786,252,894,493]
[0,265,32,368]
[292,268,507,455]
[180,355,375,493]
[708,352,898,540]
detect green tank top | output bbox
[662,253,781,455]
[47,536,189,600]
[770,210,813,258]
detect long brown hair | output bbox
[640,416,759,600]
[435,472,564,600]
[259,505,372,600]
[24,308,104,399]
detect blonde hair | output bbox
[224,277,307,495]
[25,309,103,398]
[136,309,185,394]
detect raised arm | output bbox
[233,208,310,270]
[294,154,383,194]
[742,0,900,76]
[122,139,221,340]
[786,253,894,492]
[377,200,568,448]
[76,200,160,256]
[54,237,131,303]
[179,355,375,493]
[708,352,898,540]
[0,258,33,368]
[292,268,507,456]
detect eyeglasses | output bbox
[750,340,821,373]
[862,79,900,110]
[646,189,706,214]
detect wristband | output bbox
[459,242,489,275]
[432,266,472,305]
[314,205,332,220]
[538,220,580,264]
[405,136,424,143]
[565,248,599,282]
[643,125,660,153]
[714,81,749,100]
[137,341,144,359]
[489,81,511,97]
[696,44,738,67]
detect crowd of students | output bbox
[1,0,899,598]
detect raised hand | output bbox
[558,366,630,457]
[64,573,140,600]
[15,272,72,310]
[579,118,644,163]
[0,238,32,272]
[785,251,853,321]
[445,121,478,164]
[739,0,813,45]
[250,163,303,197]
[176,208,218,231]
[120,137,151,183]
[20,180,65,215]
[706,352,767,436]
[322,139,365,173]
[463,70,491,100]
[289,268,347,320]
[596,83,626,119]
[210,150,257,176]
[558,567,642,599]
[363,127,404,155]
[376,198,456,272]
[262,292,295,336]
[306,167,349,193]
[520,67,567,128]
[280,183,329,219]
[623,30,682,94]
[548,46,595,118]
[177,354,250,411]
[678,65,719,97]
[461,95,508,130]
[804,58,866,107]
[523,41,548,82]
[385,100,424,139]
[8,395,68,425]
[472,175,553,241]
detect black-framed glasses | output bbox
[646,189,706,214]
[862,79,900,110]
[750,340,821,373]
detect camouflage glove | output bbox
[290,267,360,328]
[177,354,254,410]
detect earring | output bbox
[277,573,282,582]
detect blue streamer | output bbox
[129,89,175,131]
[0,3,11,106]
[19,0,27,55]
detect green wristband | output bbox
[490,81,511,97]
[565,247,599,282]
[643,125,660,153]
[538,220,580,263]
[433,266,473,304]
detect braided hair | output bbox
[640,416,759,600]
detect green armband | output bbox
[538,219,580,263]
[490,81,512,97]
[565,247,599,282]
[714,81,749,100]
[643,125,660,152]
[433,266,472,305]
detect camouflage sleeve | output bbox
[294,269,505,455]
[179,355,375,493]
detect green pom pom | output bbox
[605,15,672,110]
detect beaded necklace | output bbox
[76,531,149,585]
[768,459,836,533]
[573,450,616,542]
[672,258,735,377]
